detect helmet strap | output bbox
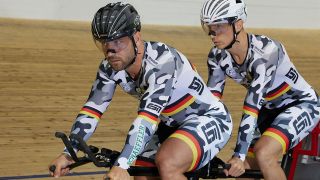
[130,35,139,56]
[123,35,138,70]
[224,23,240,49]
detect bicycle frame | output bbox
[49,132,264,179]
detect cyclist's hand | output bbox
[223,156,245,177]
[105,166,130,180]
[49,153,75,177]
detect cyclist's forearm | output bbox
[115,116,158,169]
[233,115,257,161]
[63,116,99,154]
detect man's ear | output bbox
[133,31,141,43]
[235,20,244,32]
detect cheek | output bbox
[223,30,234,41]
[128,46,136,58]
[121,48,135,62]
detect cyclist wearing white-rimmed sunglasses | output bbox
[200,0,320,179]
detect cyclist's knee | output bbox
[155,154,174,175]
[254,142,281,167]
[155,154,186,179]
[254,146,271,162]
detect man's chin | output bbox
[110,65,124,71]
[214,44,225,50]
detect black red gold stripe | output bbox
[265,82,291,101]
[138,111,158,124]
[263,128,289,154]
[169,130,202,171]
[247,147,255,158]
[243,103,259,118]
[161,94,195,116]
[211,90,222,99]
[79,106,102,120]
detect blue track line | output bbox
[0,171,106,179]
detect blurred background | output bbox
[0,0,319,28]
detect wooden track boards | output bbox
[0,18,319,179]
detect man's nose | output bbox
[107,49,116,54]
[104,49,116,58]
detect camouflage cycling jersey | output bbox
[207,34,320,160]
[67,41,232,169]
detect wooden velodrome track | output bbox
[0,18,319,179]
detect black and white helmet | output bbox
[91,2,141,42]
[200,0,247,25]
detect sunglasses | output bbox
[202,23,231,36]
[94,36,131,53]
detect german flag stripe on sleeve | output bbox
[169,130,202,171]
[138,111,158,125]
[265,82,291,101]
[243,103,259,118]
[79,106,102,120]
[161,94,195,116]
[211,90,222,99]
[263,128,289,154]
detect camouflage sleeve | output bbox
[64,61,116,154]
[233,48,278,161]
[114,58,175,169]
[207,50,226,99]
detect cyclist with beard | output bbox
[49,2,233,180]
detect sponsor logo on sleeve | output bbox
[146,103,162,113]
[189,77,204,95]
[285,67,299,83]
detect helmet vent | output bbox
[210,0,224,15]
[108,5,129,37]
[216,4,230,15]
[114,15,127,33]
[211,0,230,17]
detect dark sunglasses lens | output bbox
[209,31,217,36]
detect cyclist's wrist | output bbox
[114,158,130,170]
[232,152,245,162]
[61,151,73,161]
